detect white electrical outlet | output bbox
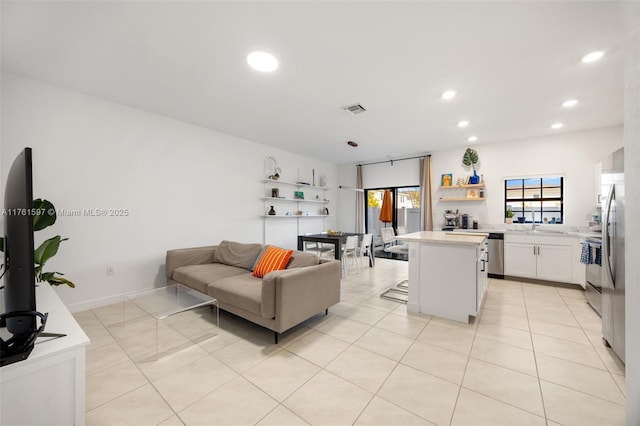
[106,266,114,276]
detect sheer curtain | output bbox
[356,165,365,233]
[420,156,433,231]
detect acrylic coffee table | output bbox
[125,283,218,360]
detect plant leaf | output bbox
[462,148,479,168]
[44,273,76,288]
[34,236,63,267]
[33,199,57,231]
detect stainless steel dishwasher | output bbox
[487,232,504,278]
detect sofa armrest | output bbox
[166,246,218,280]
[261,260,341,327]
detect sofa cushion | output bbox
[207,274,264,317]
[253,246,293,278]
[173,264,247,294]
[212,240,264,270]
[287,251,319,269]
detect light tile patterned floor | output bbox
[76,258,626,426]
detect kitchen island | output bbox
[400,231,488,323]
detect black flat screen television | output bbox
[1,147,38,366]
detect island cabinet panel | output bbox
[405,231,488,324]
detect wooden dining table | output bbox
[297,233,374,267]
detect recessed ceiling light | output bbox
[551,123,564,130]
[457,121,469,128]
[467,136,478,142]
[562,99,578,108]
[441,90,457,100]
[581,51,604,63]
[247,51,278,72]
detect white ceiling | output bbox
[1,1,624,165]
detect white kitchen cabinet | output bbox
[536,244,572,282]
[504,234,572,283]
[504,242,537,279]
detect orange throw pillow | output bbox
[252,246,293,278]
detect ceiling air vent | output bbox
[343,103,367,115]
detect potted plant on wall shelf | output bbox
[505,208,515,224]
[462,147,480,184]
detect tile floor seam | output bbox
[364,359,439,425]
[123,341,184,422]
[447,302,482,426]
[536,374,625,406]
[532,346,609,372]
[538,378,627,408]
[466,353,539,379]
[242,348,325,402]
[521,279,552,424]
[86,376,151,416]
[457,386,548,423]
[170,371,241,421]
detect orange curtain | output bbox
[379,189,393,224]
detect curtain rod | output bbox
[358,154,430,167]
[338,186,364,192]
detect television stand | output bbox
[1,284,89,425]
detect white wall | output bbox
[623,1,640,422]
[1,73,338,311]
[338,127,622,230]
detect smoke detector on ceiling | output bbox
[343,103,367,115]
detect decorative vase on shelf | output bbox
[469,170,479,185]
[268,206,276,216]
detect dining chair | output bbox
[303,232,333,259]
[358,233,374,270]
[341,235,359,276]
[380,227,397,251]
[381,227,409,258]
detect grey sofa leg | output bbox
[274,332,278,344]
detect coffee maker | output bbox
[461,214,469,229]
[443,210,460,230]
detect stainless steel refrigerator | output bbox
[601,147,625,363]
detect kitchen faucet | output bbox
[531,212,538,230]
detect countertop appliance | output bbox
[487,232,504,279]
[584,237,602,316]
[601,147,625,364]
[443,210,460,229]
[461,214,470,229]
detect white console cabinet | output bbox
[1,284,90,426]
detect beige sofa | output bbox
[166,240,341,343]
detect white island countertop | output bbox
[400,231,487,246]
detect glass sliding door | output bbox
[396,187,421,233]
[365,186,421,258]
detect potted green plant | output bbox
[505,208,515,224]
[0,199,75,287]
[462,147,480,184]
